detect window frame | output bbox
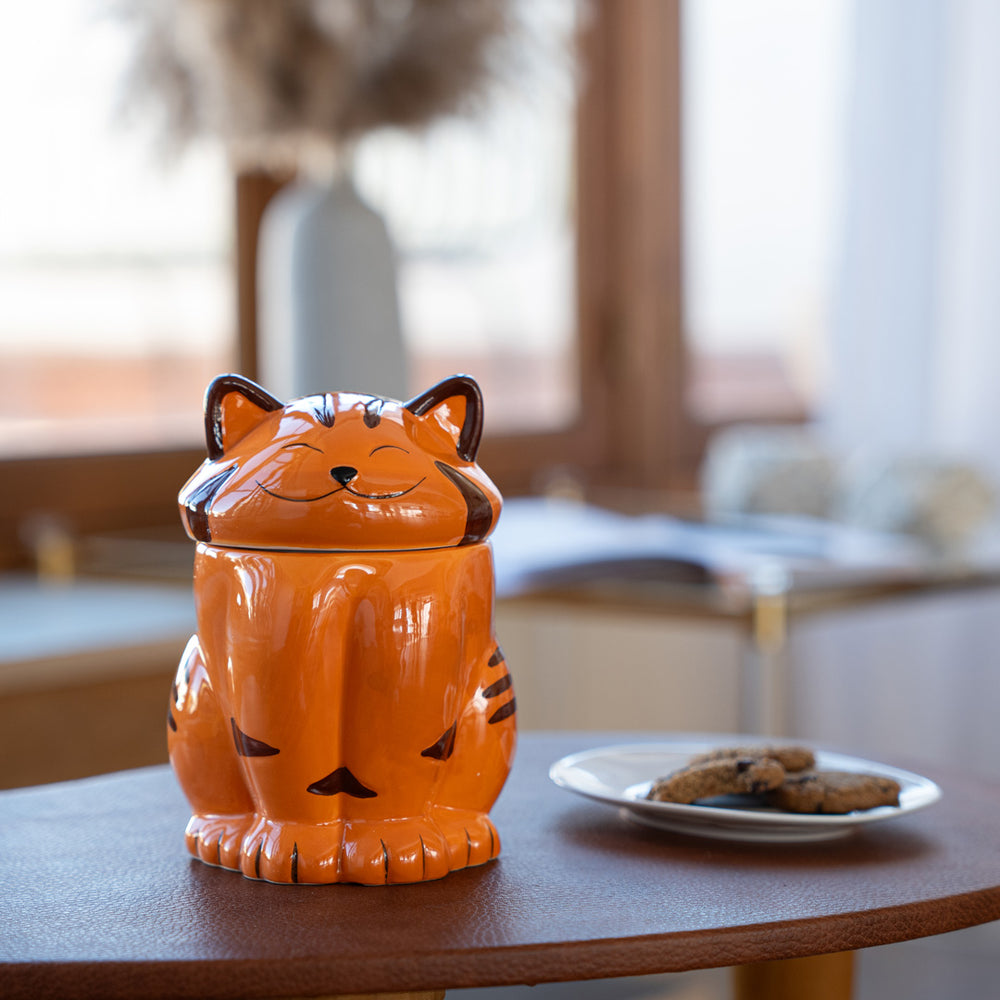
[0,0,707,570]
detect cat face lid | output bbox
[179,373,502,552]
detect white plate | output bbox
[549,741,942,843]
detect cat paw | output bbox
[234,815,483,884]
[185,813,253,871]
[189,812,500,885]
[429,807,500,871]
[237,816,345,884]
[339,818,453,885]
[334,813,498,884]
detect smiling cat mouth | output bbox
[255,478,425,503]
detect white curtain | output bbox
[823,0,1000,484]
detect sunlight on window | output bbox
[0,1,234,457]
[353,0,579,434]
[682,0,850,421]
[0,0,576,455]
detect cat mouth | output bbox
[343,478,425,500]
[255,478,425,502]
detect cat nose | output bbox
[330,465,358,486]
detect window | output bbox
[9,1,810,568]
[682,0,849,424]
[353,0,578,434]
[0,1,235,459]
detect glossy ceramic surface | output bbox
[168,373,516,884]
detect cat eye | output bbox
[370,444,409,456]
[282,442,324,453]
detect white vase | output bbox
[257,171,408,401]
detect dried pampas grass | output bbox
[118,0,517,168]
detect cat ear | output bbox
[404,375,484,462]
[204,374,284,459]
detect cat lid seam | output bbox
[192,539,496,556]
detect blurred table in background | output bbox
[0,575,195,788]
[7,497,1000,789]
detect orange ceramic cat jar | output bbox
[168,373,516,885]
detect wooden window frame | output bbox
[0,0,704,570]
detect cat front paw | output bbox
[233,814,494,885]
[234,816,449,884]
[429,807,500,871]
[187,811,500,885]
[185,813,254,871]
[335,812,500,884]
[340,817,480,885]
[237,816,345,884]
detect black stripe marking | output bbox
[167,708,177,732]
[488,698,517,725]
[420,835,426,880]
[434,462,494,545]
[183,464,238,542]
[254,841,262,879]
[216,833,223,867]
[314,393,336,428]
[488,646,505,667]
[421,722,457,761]
[465,828,472,867]
[230,718,280,757]
[483,674,512,699]
[291,843,299,884]
[381,839,390,883]
[364,398,384,427]
[307,766,378,798]
[489,824,496,858]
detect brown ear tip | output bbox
[204,373,284,459]
[403,374,485,462]
[205,373,277,410]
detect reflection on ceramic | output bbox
[168,373,516,884]
[550,742,941,844]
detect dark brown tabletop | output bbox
[3,732,1000,1000]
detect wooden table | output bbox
[3,733,1000,1000]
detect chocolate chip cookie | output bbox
[689,744,816,773]
[765,771,901,814]
[647,756,786,804]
